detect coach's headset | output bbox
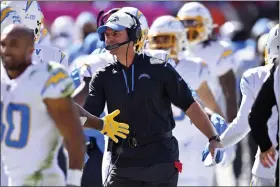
[97,9,142,50]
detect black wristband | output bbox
[209,135,220,142]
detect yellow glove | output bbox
[101,109,130,143]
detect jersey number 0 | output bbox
[1,103,30,149]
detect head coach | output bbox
[83,10,223,187]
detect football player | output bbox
[1,24,130,186]
[215,25,279,186]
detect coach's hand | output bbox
[101,109,130,143]
[260,145,277,168]
[202,113,226,167]
[202,140,224,167]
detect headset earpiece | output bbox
[124,12,142,43]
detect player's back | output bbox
[1,62,75,185]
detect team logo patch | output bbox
[138,73,150,80]
[45,71,68,88]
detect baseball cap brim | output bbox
[97,23,126,34]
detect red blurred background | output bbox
[40,1,279,34]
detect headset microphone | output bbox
[105,40,130,50]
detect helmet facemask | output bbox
[177,2,214,46]
[180,16,208,45]
[148,33,182,60]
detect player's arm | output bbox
[70,56,95,106]
[196,81,225,118]
[75,102,103,131]
[83,69,105,116]
[76,103,129,143]
[220,71,255,148]
[73,77,91,106]
[80,70,129,143]
[44,98,85,169]
[219,69,237,122]
[41,66,85,186]
[249,66,276,152]
[214,46,237,122]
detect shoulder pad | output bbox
[46,61,66,72]
[40,61,75,99]
[149,56,166,65]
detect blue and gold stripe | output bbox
[1,6,15,24]
[25,0,33,13]
[41,69,69,95]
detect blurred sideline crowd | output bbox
[40,1,279,66]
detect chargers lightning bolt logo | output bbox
[1,6,15,24]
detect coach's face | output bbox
[104,28,130,55]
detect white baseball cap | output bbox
[97,11,135,34]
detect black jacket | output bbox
[248,63,279,186]
[84,53,195,167]
[248,64,279,152]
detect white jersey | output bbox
[32,44,69,68]
[69,51,114,79]
[1,62,75,186]
[175,57,210,90]
[220,64,278,179]
[189,40,236,116]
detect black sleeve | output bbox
[248,66,277,152]
[83,71,105,117]
[163,62,195,112]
